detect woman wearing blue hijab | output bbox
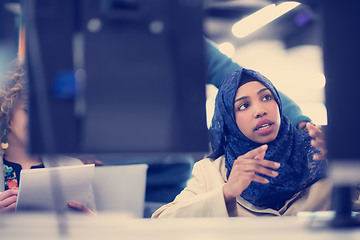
[152,68,333,218]
[209,68,326,211]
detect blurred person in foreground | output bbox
[0,62,95,213]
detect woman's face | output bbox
[234,81,281,143]
[8,98,28,148]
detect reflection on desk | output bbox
[0,213,360,239]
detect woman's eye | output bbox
[238,103,249,111]
[262,94,272,101]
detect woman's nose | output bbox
[254,104,267,118]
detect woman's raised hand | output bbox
[223,145,280,202]
[0,188,18,213]
[306,122,327,161]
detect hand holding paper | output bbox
[16,164,94,212]
[0,188,18,213]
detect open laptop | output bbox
[92,164,148,218]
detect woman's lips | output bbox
[254,120,274,136]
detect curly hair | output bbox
[0,63,25,137]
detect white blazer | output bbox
[152,156,335,218]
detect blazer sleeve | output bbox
[151,160,229,218]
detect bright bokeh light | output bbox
[310,72,326,88]
[232,1,301,38]
[206,84,218,128]
[299,103,328,125]
[218,42,235,58]
[267,71,326,89]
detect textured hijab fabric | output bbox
[209,68,326,210]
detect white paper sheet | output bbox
[16,164,94,212]
[92,164,148,217]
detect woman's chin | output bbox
[253,134,277,144]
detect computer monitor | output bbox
[322,0,360,227]
[23,0,209,155]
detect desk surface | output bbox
[0,213,359,239]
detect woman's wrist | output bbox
[223,184,237,215]
[223,184,236,203]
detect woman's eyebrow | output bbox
[234,88,270,103]
[234,96,248,103]
[258,88,269,94]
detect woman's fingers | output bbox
[0,188,18,201]
[235,156,280,169]
[312,148,327,160]
[306,122,327,161]
[234,145,280,178]
[234,160,279,178]
[0,200,17,212]
[243,172,270,184]
[311,138,326,148]
[0,189,18,213]
[243,145,268,159]
[307,122,325,139]
[4,202,17,211]
[313,153,326,160]
[311,138,327,155]
[68,202,95,215]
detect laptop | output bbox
[92,164,148,218]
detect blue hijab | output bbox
[209,68,326,210]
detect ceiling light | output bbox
[232,1,301,38]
